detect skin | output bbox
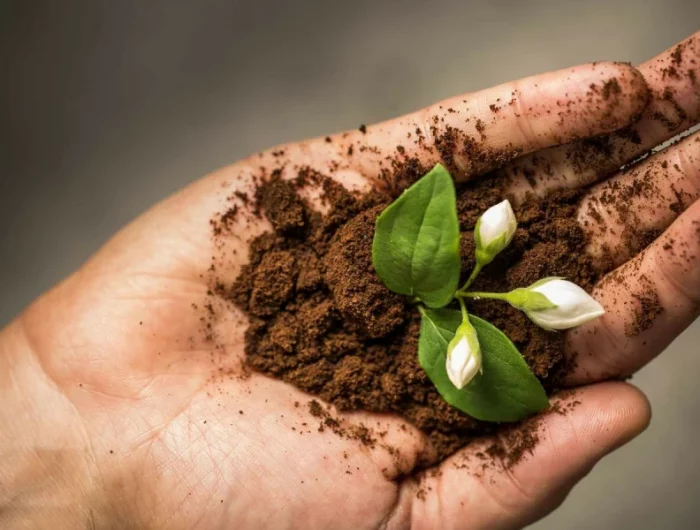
[1,32,699,530]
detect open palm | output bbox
[2,33,698,530]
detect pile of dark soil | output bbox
[229,167,601,461]
[206,51,700,468]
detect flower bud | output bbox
[445,320,482,389]
[474,200,517,266]
[510,277,605,330]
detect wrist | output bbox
[0,319,102,529]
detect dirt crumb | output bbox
[256,176,307,234]
[625,280,664,337]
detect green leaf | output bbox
[418,308,549,422]
[372,163,460,308]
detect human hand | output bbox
[1,32,698,530]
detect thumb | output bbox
[389,382,650,530]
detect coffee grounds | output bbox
[230,170,600,463]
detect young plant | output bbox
[372,163,605,422]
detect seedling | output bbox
[372,164,605,422]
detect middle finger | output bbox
[566,198,700,384]
[562,131,700,383]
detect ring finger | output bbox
[499,31,700,202]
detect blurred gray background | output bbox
[1,1,698,528]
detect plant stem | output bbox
[457,291,510,302]
[457,297,469,322]
[458,263,482,293]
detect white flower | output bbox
[520,278,605,330]
[446,321,482,389]
[475,200,517,265]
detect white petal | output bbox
[478,200,517,248]
[446,335,482,389]
[446,337,471,388]
[529,279,605,330]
